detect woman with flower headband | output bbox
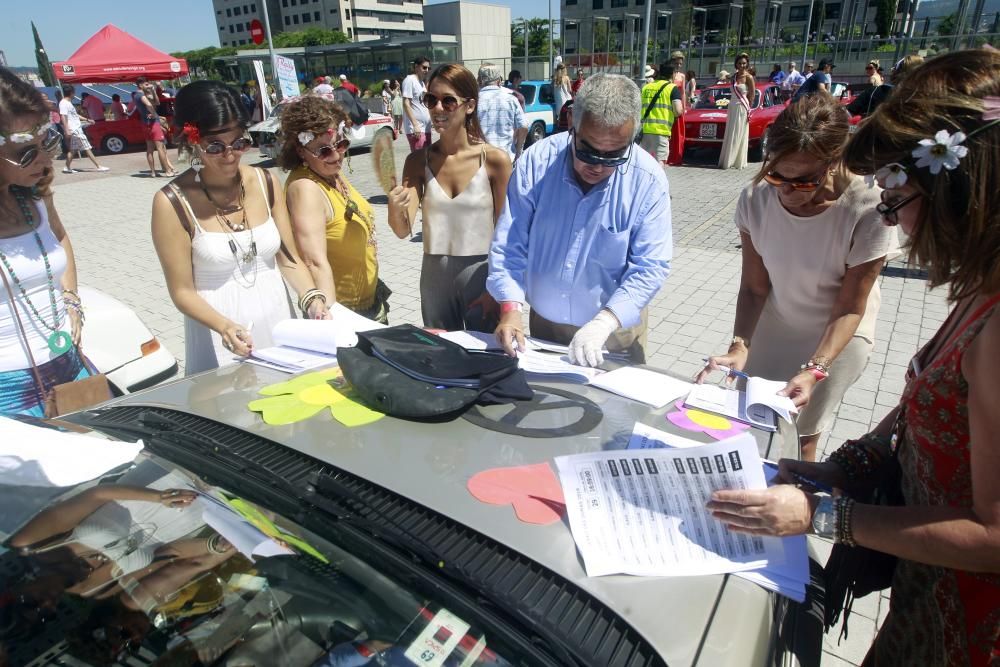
[706,50,1000,666]
[387,64,511,332]
[0,67,94,416]
[151,80,329,376]
[278,95,390,323]
[698,94,899,463]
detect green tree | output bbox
[267,27,349,48]
[874,0,897,35]
[511,18,561,57]
[32,21,56,87]
[170,46,238,79]
[740,3,756,46]
[936,11,958,35]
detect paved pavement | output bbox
[51,138,948,667]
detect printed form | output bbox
[554,433,783,577]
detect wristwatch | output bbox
[811,496,836,538]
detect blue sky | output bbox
[5,0,553,67]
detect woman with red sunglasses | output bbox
[696,94,898,462]
[387,64,512,333]
[279,95,389,323]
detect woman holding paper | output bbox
[151,81,329,376]
[697,94,898,462]
[387,64,511,332]
[278,95,389,323]
[708,51,1000,667]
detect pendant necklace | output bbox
[202,177,246,230]
[211,178,258,286]
[330,175,378,253]
[0,193,71,354]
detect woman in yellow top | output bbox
[278,96,389,323]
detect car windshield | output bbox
[0,445,518,666]
[694,87,760,110]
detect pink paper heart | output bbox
[467,463,566,525]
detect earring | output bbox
[190,153,203,183]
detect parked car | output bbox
[683,83,787,162]
[80,285,178,394]
[85,115,174,155]
[248,93,396,161]
[2,354,824,666]
[517,80,557,146]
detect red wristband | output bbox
[804,366,829,382]
[500,301,523,314]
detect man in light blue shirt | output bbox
[477,63,528,160]
[488,74,673,367]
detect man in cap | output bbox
[793,58,833,100]
[477,63,528,160]
[643,65,656,84]
[313,76,334,94]
[339,74,359,97]
[639,63,684,166]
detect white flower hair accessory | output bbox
[297,130,315,146]
[875,162,908,188]
[911,129,968,175]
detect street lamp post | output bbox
[523,17,529,75]
[722,3,743,64]
[691,7,707,74]
[801,0,816,69]
[259,0,278,98]
[768,1,783,62]
[625,13,641,75]
[640,0,655,82]
[549,0,554,70]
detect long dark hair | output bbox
[172,80,249,147]
[426,64,485,143]
[0,66,54,197]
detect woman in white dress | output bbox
[718,52,755,170]
[697,95,898,462]
[552,64,573,118]
[151,81,329,376]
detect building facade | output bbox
[212,0,424,47]
[422,1,512,66]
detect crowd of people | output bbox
[1,45,999,664]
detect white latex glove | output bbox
[568,310,620,367]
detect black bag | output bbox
[333,87,370,126]
[823,429,904,639]
[337,325,532,420]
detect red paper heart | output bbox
[467,463,566,525]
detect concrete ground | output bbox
[51,138,947,666]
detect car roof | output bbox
[105,366,780,664]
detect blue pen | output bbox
[791,472,834,494]
[701,358,750,380]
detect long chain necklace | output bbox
[0,193,71,353]
[328,175,378,253]
[211,179,258,287]
[202,176,247,231]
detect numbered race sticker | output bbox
[403,608,471,667]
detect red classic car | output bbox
[683,83,786,162]
[85,115,174,154]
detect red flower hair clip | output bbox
[182,123,201,145]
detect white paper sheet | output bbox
[247,345,338,373]
[271,305,385,355]
[437,330,500,350]
[516,349,604,382]
[197,496,294,560]
[555,433,783,577]
[590,367,694,407]
[0,417,143,487]
[626,421,707,449]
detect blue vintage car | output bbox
[517,79,556,146]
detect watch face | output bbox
[812,497,835,537]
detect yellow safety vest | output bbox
[641,80,677,137]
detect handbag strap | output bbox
[0,264,48,401]
[642,81,669,121]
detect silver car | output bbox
[249,93,396,161]
[1,362,822,666]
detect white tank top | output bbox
[422,147,495,256]
[0,200,70,372]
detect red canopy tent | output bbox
[52,24,188,83]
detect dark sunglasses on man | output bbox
[2,127,62,169]
[569,129,632,168]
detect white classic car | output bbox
[249,93,396,160]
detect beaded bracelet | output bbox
[834,497,857,546]
[828,435,888,483]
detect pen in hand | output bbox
[790,472,834,494]
[701,358,750,380]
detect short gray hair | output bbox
[478,63,504,87]
[571,73,641,134]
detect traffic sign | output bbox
[249,19,265,45]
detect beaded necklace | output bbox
[0,192,71,353]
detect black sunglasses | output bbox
[876,192,921,226]
[423,92,468,112]
[201,134,254,155]
[570,129,632,167]
[303,137,351,159]
[763,168,828,192]
[2,127,62,169]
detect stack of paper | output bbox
[246,304,386,373]
[684,376,798,432]
[623,423,809,601]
